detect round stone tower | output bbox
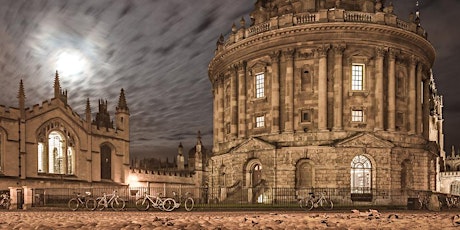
[207,0,443,206]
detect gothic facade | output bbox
[0,72,130,190]
[208,0,444,205]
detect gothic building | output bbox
[208,0,444,205]
[0,71,130,190]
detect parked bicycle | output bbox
[96,190,125,211]
[68,191,96,211]
[171,191,194,211]
[301,192,333,210]
[135,192,172,211]
[446,195,460,209]
[0,193,10,209]
[418,193,430,210]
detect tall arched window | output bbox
[351,155,372,193]
[37,130,75,175]
[252,164,262,186]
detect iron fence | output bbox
[30,186,438,210]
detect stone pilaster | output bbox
[374,47,386,130]
[230,66,238,138]
[283,49,295,133]
[416,63,423,135]
[237,61,247,138]
[423,75,430,138]
[332,44,345,131]
[317,45,329,131]
[270,51,281,134]
[408,56,417,134]
[217,75,225,143]
[387,48,396,131]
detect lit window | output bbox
[351,155,372,194]
[255,115,265,128]
[351,64,364,90]
[38,130,75,175]
[255,73,265,98]
[351,110,364,122]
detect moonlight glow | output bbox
[55,49,88,76]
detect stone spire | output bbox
[18,79,25,117]
[85,98,91,123]
[116,88,129,112]
[54,70,60,99]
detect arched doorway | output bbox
[252,164,262,187]
[100,145,112,180]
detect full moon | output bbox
[55,49,88,76]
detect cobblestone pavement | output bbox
[0,210,458,229]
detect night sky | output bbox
[0,0,458,160]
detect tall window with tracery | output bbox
[38,130,75,175]
[255,73,265,98]
[351,155,372,193]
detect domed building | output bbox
[207,0,444,205]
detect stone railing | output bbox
[396,18,410,30]
[295,12,318,24]
[344,11,374,22]
[247,21,270,37]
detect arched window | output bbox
[351,155,371,194]
[252,164,262,186]
[37,130,75,175]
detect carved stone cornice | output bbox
[235,61,247,72]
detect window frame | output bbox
[255,72,265,98]
[350,155,372,194]
[351,109,364,123]
[255,115,265,128]
[351,63,365,91]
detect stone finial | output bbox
[383,1,394,14]
[240,17,246,28]
[375,0,383,12]
[232,23,237,33]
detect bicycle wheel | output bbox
[97,198,106,211]
[184,197,194,211]
[162,198,175,212]
[321,199,333,210]
[111,197,125,211]
[68,198,80,211]
[85,198,97,211]
[136,197,150,211]
[305,199,314,211]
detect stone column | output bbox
[237,62,247,138]
[374,47,385,130]
[317,45,329,131]
[217,75,225,143]
[408,56,417,134]
[284,49,295,133]
[270,51,281,134]
[416,63,423,135]
[212,82,218,150]
[423,76,430,138]
[333,45,345,131]
[230,66,238,138]
[387,49,396,131]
